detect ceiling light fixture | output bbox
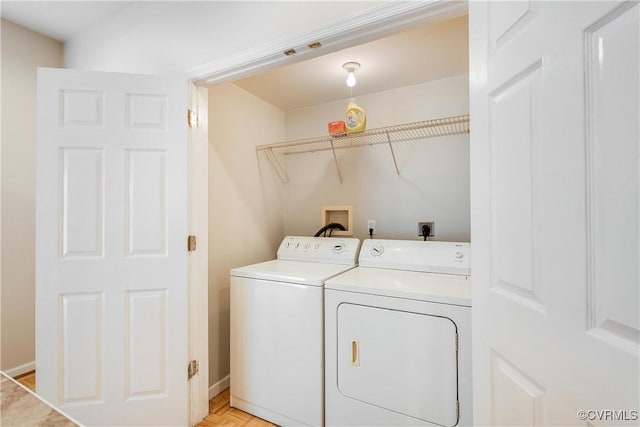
[342,62,360,88]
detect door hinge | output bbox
[455,331,459,353]
[187,235,197,252]
[187,109,198,128]
[456,400,460,419]
[187,360,199,381]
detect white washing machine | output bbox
[324,239,472,427]
[230,236,361,426]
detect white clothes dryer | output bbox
[324,239,472,427]
[230,236,360,426]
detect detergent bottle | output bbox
[345,98,366,133]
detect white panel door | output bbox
[470,2,639,426]
[36,68,188,426]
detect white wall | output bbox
[282,75,470,242]
[1,19,64,373]
[208,83,284,387]
[64,1,378,75]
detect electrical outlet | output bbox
[417,221,435,237]
[367,220,375,236]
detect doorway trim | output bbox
[185,0,468,422]
[187,0,467,85]
[188,83,209,425]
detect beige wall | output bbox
[207,83,285,387]
[282,75,471,242]
[1,19,64,372]
[207,76,469,388]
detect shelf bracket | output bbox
[263,148,289,183]
[329,139,343,183]
[386,132,400,175]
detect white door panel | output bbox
[585,3,640,350]
[36,68,188,426]
[471,1,639,426]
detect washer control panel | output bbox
[359,240,471,275]
[278,236,361,265]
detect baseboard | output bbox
[4,361,35,378]
[209,375,230,400]
[7,362,230,401]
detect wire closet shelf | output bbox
[256,114,470,183]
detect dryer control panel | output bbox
[277,236,361,265]
[359,240,470,275]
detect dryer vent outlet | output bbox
[418,221,435,238]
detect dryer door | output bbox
[337,303,459,427]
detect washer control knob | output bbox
[332,243,345,253]
[455,251,464,259]
[370,245,384,256]
[304,243,311,249]
[314,243,320,250]
[295,242,300,248]
[285,242,291,248]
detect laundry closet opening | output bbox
[203,12,470,397]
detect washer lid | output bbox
[230,259,356,287]
[325,267,471,306]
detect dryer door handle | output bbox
[351,339,360,366]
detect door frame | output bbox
[187,83,209,425]
[184,1,467,424]
[185,0,467,423]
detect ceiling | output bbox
[0,1,134,42]
[1,2,468,111]
[233,15,469,112]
